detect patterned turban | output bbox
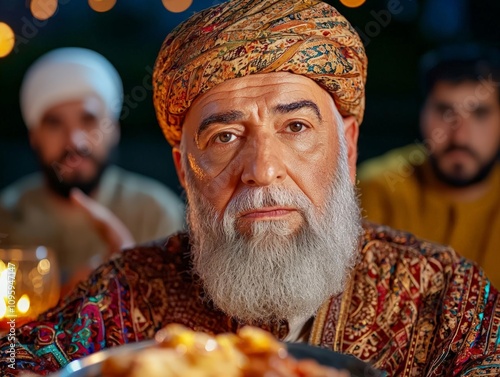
[153,0,367,146]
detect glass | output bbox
[0,246,60,335]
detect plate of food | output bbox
[49,325,383,377]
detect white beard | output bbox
[184,128,362,324]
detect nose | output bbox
[68,128,91,154]
[450,116,470,144]
[241,133,287,187]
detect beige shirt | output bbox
[0,166,185,282]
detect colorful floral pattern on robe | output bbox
[1,222,499,376]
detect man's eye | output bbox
[286,122,307,133]
[473,108,490,120]
[82,113,98,128]
[41,117,63,130]
[214,132,236,144]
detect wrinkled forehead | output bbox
[179,72,341,143]
[188,72,336,113]
[428,80,500,107]
[40,96,106,122]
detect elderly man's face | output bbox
[173,72,361,324]
[175,72,359,229]
[29,97,119,197]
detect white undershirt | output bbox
[283,316,312,342]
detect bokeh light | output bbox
[17,294,30,314]
[339,0,366,8]
[37,259,51,275]
[30,0,58,21]
[162,0,193,13]
[89,0,117,13]
[0,22,15,58]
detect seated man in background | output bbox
[1,2,499,376]
[358,45,500,286]
[0,48,184,291]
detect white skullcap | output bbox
[20,47,123,129]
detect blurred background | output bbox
[1,0,499,195]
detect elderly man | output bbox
[358,45,500,286]
[0,48,184,291]
[1,1,499,376]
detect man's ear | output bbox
[28,129,37,149]
[172,146,186,189]
[342,115,359,183]
[111,121,121,147]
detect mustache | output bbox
[441,144,480,160]
[56,148,98,165]
[225,186,311,218]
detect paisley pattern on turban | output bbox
[153,0,367,146]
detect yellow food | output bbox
[101,325,350,377]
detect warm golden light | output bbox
[37,259,51,275]
[0,269,8,298]
[339,0,366,8]
[0,22,15,58]
[89,0,117,12]
[0,299,6,319]
[17,294,30,314]
[0,248,60,333]
[162,0,193,13]
[30,0,58,21]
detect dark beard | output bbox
[36,149,111,199]
[429,152,498,188]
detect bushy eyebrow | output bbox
[431,100,454,112]
[196,100,322,143]
[273,100,322,122]
[432,100,493,114]
[197,110,244,142]
[473,104,493,113]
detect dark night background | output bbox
[1,0,499,195]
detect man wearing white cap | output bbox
[0,47,184,291]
